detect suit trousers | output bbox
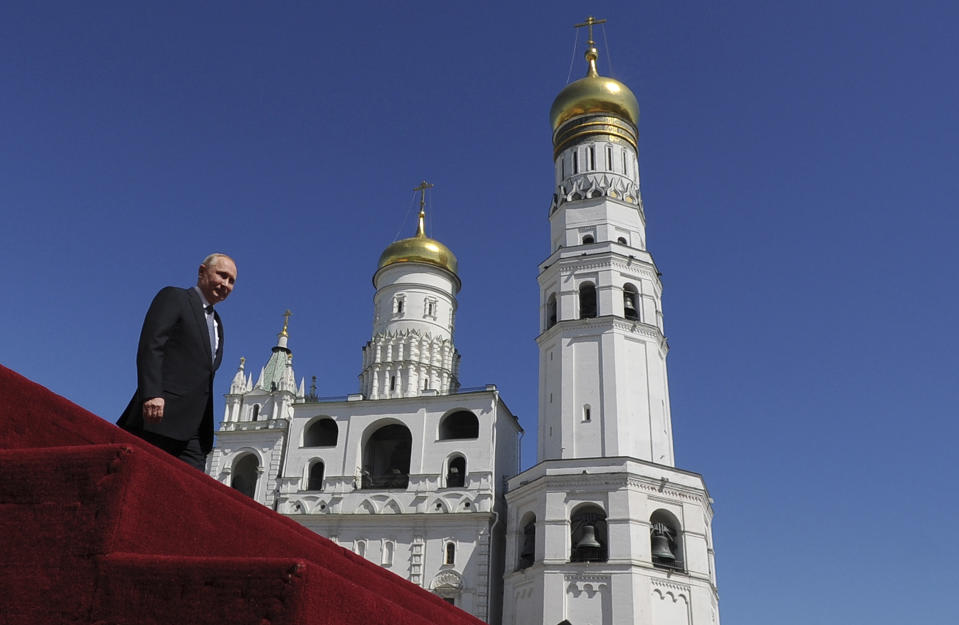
[135,430,207,471]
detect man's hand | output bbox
[143,397,165,423]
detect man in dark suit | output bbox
[118,253,238,470]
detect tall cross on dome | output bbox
[413,180,434,212]
[281,309,292,337]
[413,180,434,236]
[575,15,606,46]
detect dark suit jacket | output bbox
[118,286,223,453]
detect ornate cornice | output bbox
[510,470,711,511]
[550,173,641,213]
[218,419,289,433]
[650,577,691,597]
[536,316,664,344]
[563,573,610,583]
[549,255,658,283]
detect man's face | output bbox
[197,256,237,305]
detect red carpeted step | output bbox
[0,444,132,623]
[90,553,449,625]
[0,364,486,625]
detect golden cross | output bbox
[413,180,434,211]
[281,309,292,336]
[574,15,606,45]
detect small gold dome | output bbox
[377,210,459,278]
[549,46,639,131]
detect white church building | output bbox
[207,20,721,625]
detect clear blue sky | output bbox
[2,2,957,623]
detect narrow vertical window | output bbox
[546,293,558,329]
[579,283,597,319]
[447,456,466,488]
[518,516,536,570]
[307,461,325,490]
[573,151,579,174]
[624,283,640,320]
[389,375,396,391]
[583,405,591,422]
[445,542,456,565]
[606,146,613,171]
[251,404,259,421]
[588,146,595,170]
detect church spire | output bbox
[229,357,250,394]
[255,310,297,393]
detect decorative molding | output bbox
[551,173,640,212]
[563,573,610,584]
[651,577,691,598]
[430,569,464,591]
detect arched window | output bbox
[579,282,597,319]
[251,404,260,421]
[650,510,685,571]
[230,454,259,499]
[445,542,456,565]
[304,418,337,447]
[582,234,595,244]
[518,513,536,570]
[439,410,479,440]
[446,456,466,488]
[307,461,325,491]
[362,423,412,489]
[623,283,639,321]
[546,293,558,329]
[617,236,627,245]
[570,504,607,563]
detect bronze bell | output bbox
[576,524,602,550]
[651,533,675,560]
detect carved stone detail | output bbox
[551,173,641,212]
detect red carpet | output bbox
[0,364,487,625]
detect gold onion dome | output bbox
[377,209,459,278]
[549,45,639,132]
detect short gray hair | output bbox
[201,253,234,268]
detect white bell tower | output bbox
[538,29,673,467]
[503,18,720,625]
[360,181,462,399]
